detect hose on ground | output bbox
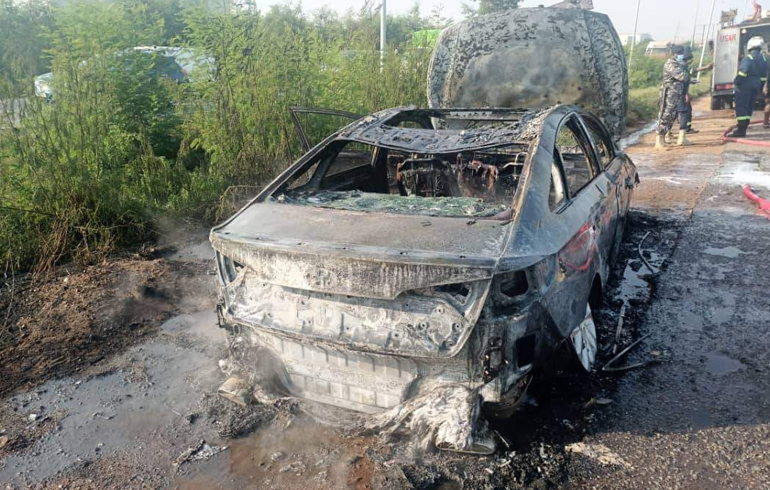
[721,120,770,147]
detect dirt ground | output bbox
[2,97,770,489]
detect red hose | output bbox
[743,185,770,219]
[722,120,770,147]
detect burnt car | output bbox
[210,105,638,453]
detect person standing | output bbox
[655,45,690,150]
[675,47,713,145]
[730,36,768,137]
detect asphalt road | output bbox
[565,99,770,489]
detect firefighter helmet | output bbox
[747,36,765,51]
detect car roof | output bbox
[334,106,556,153]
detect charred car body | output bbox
[211,105,637,451]
[210,7,634,454]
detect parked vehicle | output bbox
[712,18,770,110]
[211,104,638,453]
[645,41,672,58]
[32,46,211,100]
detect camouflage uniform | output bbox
[656,59,690,136]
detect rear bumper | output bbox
[218,303,533,414]
[244,324,419,413]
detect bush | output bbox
[0,0,440,273]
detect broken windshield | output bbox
[275,139,529,219]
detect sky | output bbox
[257,0,760,42]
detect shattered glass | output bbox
[276,190,508,218]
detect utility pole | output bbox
[629,0,642,67]
[691,0,701,47]
[674,20,681,44]
[380,0,387,70]
[697,0,718,80]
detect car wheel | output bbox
[570,304,597,371]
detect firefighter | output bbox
[655,45,690,150]
[730,36,768,138]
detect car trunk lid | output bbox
[211,201,510,300]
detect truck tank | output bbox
[427,7,629,141]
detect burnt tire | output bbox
[585,12,629,141]
[427,9,629,141]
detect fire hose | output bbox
[743,184,770,219]
[721,120,770,147]
[719,122,770,218]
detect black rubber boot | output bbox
[729,121,749,138]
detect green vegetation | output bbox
[462,0,520,17]
[0,0,440,273]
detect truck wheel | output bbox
[711,96,723,110]
[585,13,629,139]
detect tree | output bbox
[462,0,519,17]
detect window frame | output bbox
[553,114,603,201]
[549,158,569,213]
[578,113,616,170]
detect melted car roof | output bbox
[335,107,552,152]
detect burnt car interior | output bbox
[278,110,535,218]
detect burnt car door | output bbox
[543,114,613,338]
[289,107,363,153]
[579,113,636,263]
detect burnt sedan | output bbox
[210,105,638,453]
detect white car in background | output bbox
[32,46,213,100]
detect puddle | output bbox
[617,261,652,303]
[619,121,656,150]
[703,246,750,258]
[705,353,745,375]
[649,176,690,185]
[716,161,770,192]
[690,407,713,429]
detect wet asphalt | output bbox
[563,124,770,488]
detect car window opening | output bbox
[555,118,598,196]
[582,117,615,169]
[275,140,528,219]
